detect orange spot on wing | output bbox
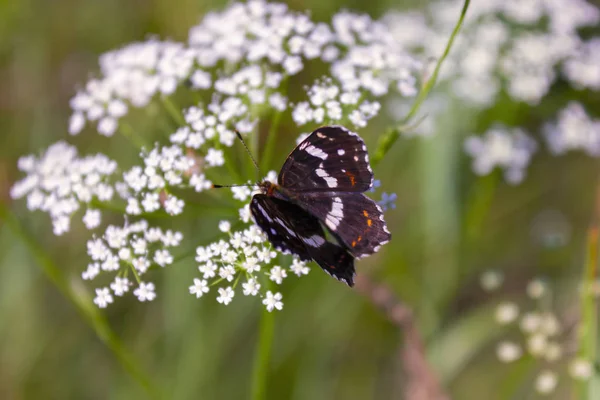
[367,219,372,227]
[352,241,356,247]
[357,236,362,242]
[345,171,356,186]
[363,210,369,217]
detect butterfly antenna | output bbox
[234,130,262,180]
[212,183,256,189]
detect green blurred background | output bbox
[1,0,600,399]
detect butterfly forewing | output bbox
[250,194,357,285]
[278,126,373,193]
[296,193,391,258]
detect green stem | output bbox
[371,0,471,167]
[579,194,600,399]
[119,122,148,149]
[260,109,284,173]
[161,96,186,126]
[251,303,275,400]
[0,203,160,399]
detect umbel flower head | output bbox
[10,0,408,311]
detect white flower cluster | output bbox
[544,102,600,156]
[385,0,600,106]
[122,145,196,216]
[10,141,117,235]
[563,38,600,90]
[484,274,594,394]
[292,80,381,128]
[70,40,195,136]
[464,126,537,184]
[189,221,310,311]
[85,219,182,306]
[68,1,419,138]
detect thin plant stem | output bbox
[260,109,284,173]
[371,0,470,167]
[251,303,275,400]
[120,122,148,149]
[578,182,600,399]
[161,96,186,126]
[0,203,161,399]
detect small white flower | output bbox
[242,278,261,296]
[164,195,184,215]
[269,266,287,284]
[217,286,234,305]
[134,282,156,302]
[290,259,310,276]
[219,220,231,232]
[141,192,160,212]
[118,247,132,260]
[219,265,236,282]
[93,287,113,308]
[110,277,130,296]
[569,358,593,380]
[82,263,100,280]
[83,209,101,229]
[154,249,173,267]
[495,302,519,325]
[535,370,558,394]
[480,270,503,291]
[520,312,541,333]
[526,279,547,299]
[205,148,225,167]
[527,333,548,357]
[262,291,283,312]
[199,260,218,278]
[243,257,261,273]
[132,257,150,273]
[87,238,108,261]
[496,341,522,363]
[189,278,209,298]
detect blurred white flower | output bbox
[10,141,117,235]
[480,270,504,292]
[544,102,600,156]
[526,279,547,299]
[495,302,519,325]
[535,370,558,394]
[569,359,593,380]
[464,126,537,184]
[496,341,522,363]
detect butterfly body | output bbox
[251,126,391,287]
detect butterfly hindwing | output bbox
[297,193,391,258]
[306,242,356,286]
[250,194,356,286]
[278,125,373,192]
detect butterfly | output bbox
[249,125,391,287]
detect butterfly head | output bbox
[258,180,276,197]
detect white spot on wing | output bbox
[274,218,297,237]
[325,197,343,230]
[305,145,328,160]
[302,234,326,247]
[256,203,273,222]
[315,168,338,188]
[337,149,345,156]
